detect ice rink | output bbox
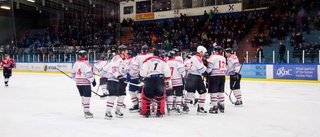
[1,72,320,137]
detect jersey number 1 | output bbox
[154,63,158,70]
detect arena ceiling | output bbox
[0,0,120,17]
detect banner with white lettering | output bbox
[273,65,318,80]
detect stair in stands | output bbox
[120,27,134,45]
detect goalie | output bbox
[139,49,171,117]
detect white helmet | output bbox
[197,45,207,53]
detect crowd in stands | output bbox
[130,10,265,53]
[252,0,320,63]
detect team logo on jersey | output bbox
[276,67,292,77]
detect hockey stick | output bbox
[124,81,144,87]
[55,67,104,97]
[228,53,246,104]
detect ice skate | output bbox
[104,111,113,120]
[218,104,225,113]
[156,110,163,117]
[234,100,243,107]
[5,84,8,87]
[197,105,207,115]
[115,110,124,118]
[175,107,183,115]
[209,106,218,114]
[182,105,189,113]
[84,111,93,119]
[143,111,150,118]
[129,104,139,113]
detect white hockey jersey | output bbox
[126,56,139,79]
[184,58,191,73]
[167,58,185,87]
[206,54,227,76]
[101,55,127,82]
[131,53,151,78]
[140,56,171,78]
[188,54,207,76]
[71,58,95,85]
[175,56,184,64]
[227,54,241,75]
[93,60,108,76]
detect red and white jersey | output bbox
[93,60,108,76]
[71,58,94,85]
[140,56,171,78]
[207,54,226,76]
[226,54,241,75]
[131,53,151,77]
[184,58,191,72]
[101,55,127,82]
[1,59,15,70]
[175,56,183,64]
[167,58,185,87]
[127,56,139,79]
[188,54,207,76]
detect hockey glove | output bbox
[92,79,97,87]
[126,73,131,82]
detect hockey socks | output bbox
[82,97,91,112]
[4,78,9,86]
[233,89,242,102]
[129,91,138,105]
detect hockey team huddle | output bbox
[71,45,243,119]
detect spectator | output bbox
[279,41,287,63]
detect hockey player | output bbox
[101,45,128,119]
[172,48,183,64]
[126,50,141,112]
[1,54,15,87]
[206,46,227,114]
[184,53,192,74]
[71,50,96,119]
[140,49,171,117]
[93,54,108,98]
[225,48,243,106]
[129,45,151,111]
[184,46,208,114]
[166,51,185,114]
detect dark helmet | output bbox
[142,45,149,53]
[172,48,179,54]
[214,46,224,54]
[225,48,234,54]
[4,54,10,58]
[167,50,176,58]
[100,54,106,60]
[118,45,127,53]
[128,50,137,57]
[186,54,192,59]
[78,50,87,57]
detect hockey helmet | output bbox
[167,50,176,58]
[4,54,10,58]
[118,45,128,53]
[214,46,224,54]
[128,50,137,57]
[172,48,179,54]
[225,48,234,54]
[100,54,106,60]
[197,45,207,53]
[78,50,87,57]
[186,54,192,59]
[142,45,149,53]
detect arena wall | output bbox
[6,63,320,82]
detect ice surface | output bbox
[1,73,320,137]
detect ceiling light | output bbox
[0,5,10,10]
[27,0,35,3]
